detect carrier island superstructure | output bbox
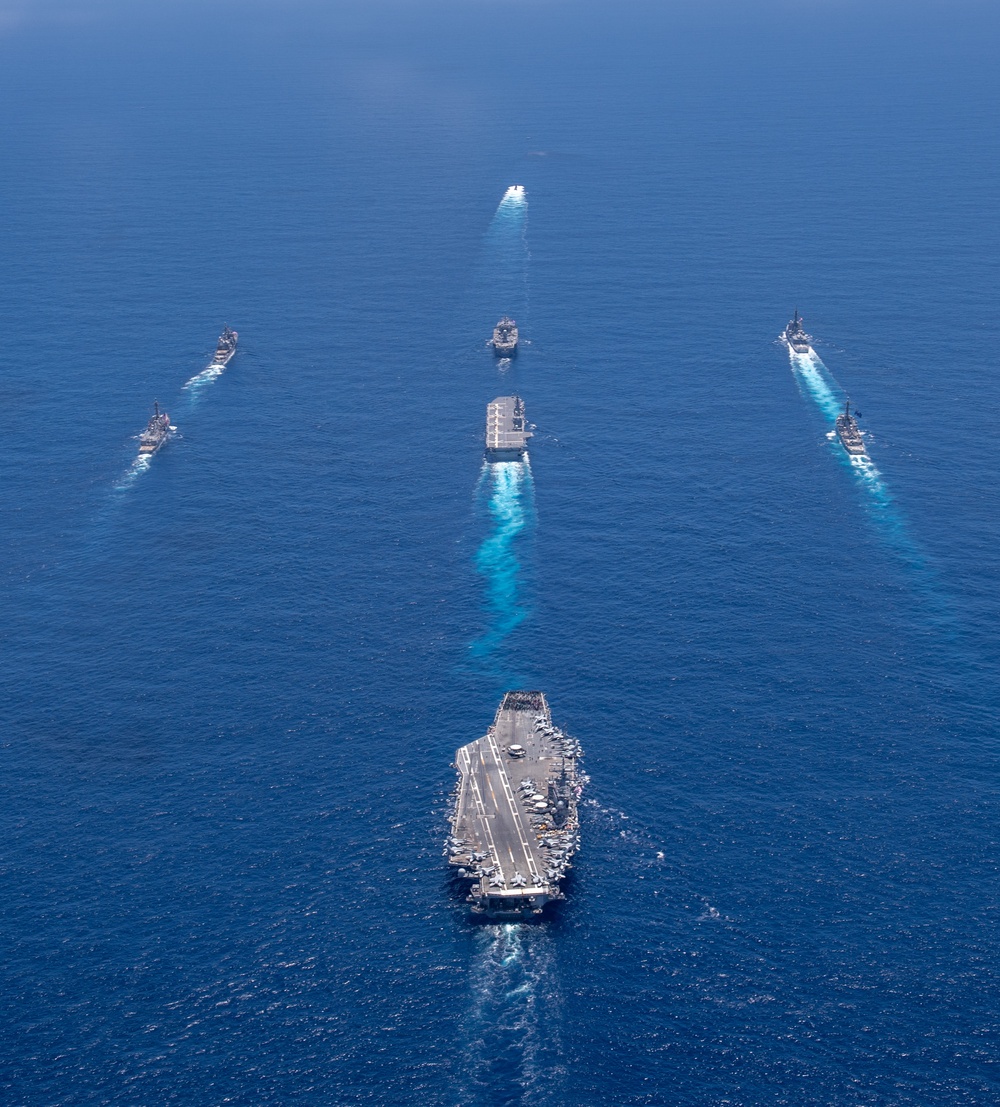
[447,691,583,919]
[485,395,532,461]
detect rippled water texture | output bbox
[2,2,1000,1104]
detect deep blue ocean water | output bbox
[2,2,1000,1103]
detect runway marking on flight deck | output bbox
[485,729,540,879]
[460,746,504,883]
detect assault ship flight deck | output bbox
[448,692,583,919]
[485,395,532,461]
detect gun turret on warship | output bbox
[783,309,812,354]
[138,402,171,456]
[211,326,238,368]
[485,395,532,461]
[835,400,866,456]
[447,691,584,920]
[491,316,518,357]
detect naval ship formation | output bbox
[448,692,583,919]
[129,325,238,463]
[784,309,872,458]
[491,316,518,357]
[138,402,171,456]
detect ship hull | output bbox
[138,408,171,456]
[835,417,866,456]
[836,434,866,456]
[485,395,532,461]
[210,328,238,368]
[448,691,583,922]
[784,332,811,354]
[485,446,527,462]
[492,343,517,358]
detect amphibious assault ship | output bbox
[138,402,171,456]
[211,326,238,367]
[783,309,812,354]
[836,400,866,456]
[492,316,518,357]
[485,395,532,461]
[447,691,583,919]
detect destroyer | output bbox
[491,316,518,357]
[783,309,812,354]
[211,326,238,367]
[835,400,866,456]
[485,395,532,461]
[447,691,583,919]
[138,402,171,456]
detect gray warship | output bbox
[491,316,518,357]
[783,309,812,354]
[485,395,532,461]
[835,400,866,456]
[138,402,171,456]
[211,326,238,367]
[447,691,583,919]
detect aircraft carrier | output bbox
[485,395,532,461]
[447,691,584,920]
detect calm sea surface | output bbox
[1,2,999,1103]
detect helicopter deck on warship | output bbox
[447,691,583,920]
[485,395,532,461]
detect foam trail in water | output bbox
[788,346,935,585]
[470,459,534,660]
[457,924,566,1107]
[788,348,842,423]
[113,453,150,492]
[476,186,530,342]
[181,363,224,399]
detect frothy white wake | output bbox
[114,454,150,491]
[457,924,566,1107]
[500,183,527,206]
[470,460,534,661]
[476,185,530,330]
[788,347,842,423]
[789,347,898,506]
[182,364,224,394]
[788,346,934,583]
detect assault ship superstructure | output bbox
[835,400,866,456]
[492,317,518,357]
[448,691,583,919]
[783,309,812,354]
[138,402,171,456]
[211,326,238,367]
[485,395,532,461]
